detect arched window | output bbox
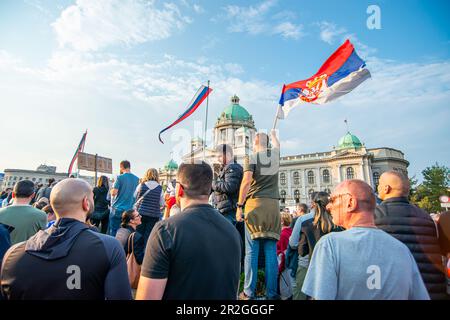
[308,189,315,199]
[373,172,380,187]
[346,167,354,180]
[307,170,315,184]
[294,190,300,203]
[322,169,330,184]
[324,188,331,194]
[280,173,286,185]
[293,171,300,185]
[280,190,286,204]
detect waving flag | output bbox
[68,130,87,177]
[278,39,371,119]
[158,85,212,144]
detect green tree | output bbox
[411,163,450,213]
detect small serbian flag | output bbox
[278,39,371,119]
[68,130,87,176]
[158,85,212,144]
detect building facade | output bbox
[1,164,95,191]
[279,132,409,207]
[182,95,256,166]
[162,95,409,206]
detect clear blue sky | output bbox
[0,0,449,181]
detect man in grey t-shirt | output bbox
[302,179,429,300]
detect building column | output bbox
[316,167,321,192]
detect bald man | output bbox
[0,179,132,300]
[375,171,447,300]
[301,179,429,300]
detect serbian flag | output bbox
[67,131,87,176]
[158,85,212,144]
[278,39,371,119]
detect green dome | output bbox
[219,95,251,121]
[164,159,178,171]
[337,132,363,150]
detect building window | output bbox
[308,189,315,199]
[322,169,330,184]
[32,178,36,182]
[280,173,286,185]
[14,176,17,181]
[19,177,23,181]
[280,190,286,204]
[373,172,380,187]
[324,188,331,194]
[294,190,300,203]
[293,171,300,185]
[307,170,315,185]
[346,167,354,180]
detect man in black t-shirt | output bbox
[136,161,241,300]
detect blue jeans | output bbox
[223,212,236,225]
[108,207,124,237]
[244,225,279,299]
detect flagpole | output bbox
[272,104,281,130]
[203,80,210,161]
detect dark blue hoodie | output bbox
[0,218,131,300]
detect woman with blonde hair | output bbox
[134,168,165,243]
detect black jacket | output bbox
[375,197,447,300]
[1,218,131,300]
[93,186,110,212]
[298,219,344,258]
[212,163,243,215]
[116,226,145,265]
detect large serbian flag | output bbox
[158,85,212,144]
[67,130,87,177]
[277,39,370,119]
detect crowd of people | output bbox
[0,129,449,300]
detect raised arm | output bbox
[236,171,253,222]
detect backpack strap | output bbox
[127,232,135,255]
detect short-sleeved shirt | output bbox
[111,173,139,211]
[141,204,241,300]
[0,205,47,245]
[302,227,430,300]
[244,148,280,199]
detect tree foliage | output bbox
[410,163,450,213]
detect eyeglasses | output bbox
[328,193,352,204]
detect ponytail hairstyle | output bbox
[312,191,336,234]
[121,209,137,228]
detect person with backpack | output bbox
[35,179,55,202]
[134,168,164,244]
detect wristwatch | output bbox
[236,203,244,209]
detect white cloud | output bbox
[341,57,450,106]
[193,4,204,14]
[52,0,191,51]
[317,21,346,44]
[219,0,304,40]
[273,22,304,40]
[0,49,279,174]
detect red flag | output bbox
[68,131,87,176]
